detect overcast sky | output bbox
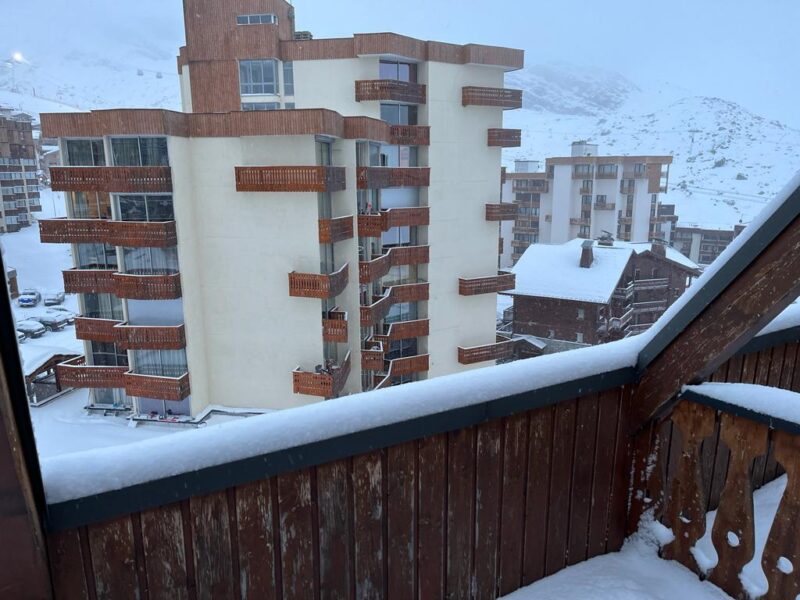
[291,0,799,127]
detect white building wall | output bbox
[549,165,573,243]
[631,185,651,241]
[292,57,380,118]
[499,179,513,269]
[179,66,193,113]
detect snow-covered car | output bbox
[16,320,46,339]
[44,291,66,306]
[16,331,26,344]
[30,313,69,332]
[17,293,40,308]
[46,307,76,324]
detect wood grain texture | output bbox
[353,451,385,599]
[473,421,503,600]
[190,491,234,600]
[87,516,140,600]
[498,414,529,595]
[544,401,577,576]
[316,460,352,599]
[47,528,91,600]
[417,434,446,600]
[445,427,476,599]
[587,390,622,558]
[278,470,316,600]
[567,395,599,566]
[235,480,278,600]
[522,405,554,585]
[387,443,416,600]
[141,503,190,600]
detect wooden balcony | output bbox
[632,300,668,314]
[56,356,127,389]
[389,125,430,146]
[112,272,182,300]
[382,354,430,381]
[361,341,385,372]
[235,166,346,193]
[62,268,116,295]
[357,207,430,237]
[487,129,521,147]
[457,339,517,364]
[459,273,515,296]
[389,282,429,303]
[74,317,122,343]
[620,183,635,194]
[382,318,429,341]
[633,277,669,290]
[292,351,351,398]
[618,216,632,225]
[594,202,616,210]
[43,219,178,247]
[462,86,523,109]
[318,216,354,244]
[357,167,430,189]
[289,263,349,299]
[124,372,191,401]
[513,181,549,194]
[485,203,518,221]
[355,80,426,104]
[578,185,593,194]
[359,245,429,284]
[570,217,591,226]
[322,308,348,344]
[622,169,648,179]
[360,293,395,327]
[49,166,172,193]
[572,169,593,180]
[596,170,618,180]
[114,324,187,350]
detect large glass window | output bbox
[283,61,294,96]
[90,341,128,367]
[76,243,118,270]
[118,195,174,222]
[132,348,188,378]
[69,191,111,219]
[65,139,105,166]
[380,104,418,126]
[122,246,179,275]
[239,60,278,95]
[82,293,124,320]
[379,60,417,82]
[110,137,169,166]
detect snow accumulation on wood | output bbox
[41,334,644,504]
[684,383,800,426]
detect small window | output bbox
[241,102,281,111]
[283,61,294,96]
[284,102,296,110]
[577,308,585,320]
[239,59,278,95]
[595,194,607,204]
[576,332,584,343]
[237,13,278,25]
[597,164,617,175]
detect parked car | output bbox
[46,307,76,324]
[16,320,46,339]
[44,291,66,306]
[30,313,70,332]
[17,293,40,308]
[21,289,41,303]
[17,331,26,344]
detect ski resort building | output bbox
[38,0,524,417]
[0,111,41,233]
[673,223,747,266]
[503,142,675,264]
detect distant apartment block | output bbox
[503,142,675,264]
[673,224,746,266]
[39,0,524,418]
[0,111,42,233]
[501,238,699,352]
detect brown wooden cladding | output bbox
[62,269,117,295]
[289,263,349,299]
[389,125,430,146]
[74,317,122,343]
[361,341,385,371]
[112,273,182,300]
[485,203,518,221]
[50,166,172,193]
[458,340,517,364]
[381,318,430,341]
[594,202,616,211]
[40,218,178,248]
[56,356,127,389]
[322,309,348,344]
[357,207,430,237]
[235,166,346,193]
[359,245,429,284]
[462,86,523,109]
[318,215,354,244]
[459,273,516,296]
[357,166,431,190]
[123,372,191,402]
[293,351,352,398]
[355,80,427,104]
[488,129,522,148]
[114,324,187,351]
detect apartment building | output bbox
[5,266,18,299]
[505,142,674,264]
[673,223,746,266]
[39,0,524,418]
[0,111,42,233]
[502,238,699,349]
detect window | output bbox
[122,246,180,275]
[70,191,111,220]
[582,180,592,191]
[634,163,647,175]
[380,104,418,126]
[132,348,188,378]
[579,225,590,237]
[239,59,278,95]
[576,332,584,343]
[76,243,118,270]
[283,61,294,96]
[82,293,124,320]
[236,13,278,25]
[118,195,174,222]
[581,195,592,205]
[595,194,607,205]
[284,102,296,109]
[241,102,280,111]
[90,341,128,368]
[577,308,585,320]
[574,164,592,176]
[65,139,106,166]
[597,164,617,175]
[111,137,169,166]
[379,60,417,83]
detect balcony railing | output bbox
[318,216,354,244]
[579,185,593,194]
[389,125,430,146]
[112,272,182,300]
[361,341,385,372]
[572,169,594,180]
[56,356,127,389]
[596,169,618,180]
[461,86,523,109]
[485,203,518,221]
[355,80,426,104]
[375,354,430,389]
[570,218,591,226]
[487,128,521,147]
[124,372,191,402]
[620,183,635,194]
[293,351,351,398]
[49,166,172,193]
[357,207,430,237]
[458,339,517,364]
[380,318,429,341]
[62,268,116,295]
[359,245,429,284]
[356,167,431,189]
[289,263,349,299]
[360,293,395,327]
[622,169,648,179]
[235,166,346,193]
[389,282,429,303]
[114,324,187,350]
[459,273,515,296]
[322,308,348,344]
[594,202,616,211]
[512,181,549,194]
[632,300,668,313]
[633,277,669,290]
[74,317,122,343]
[40,218,178,248]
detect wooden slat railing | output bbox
[322,308,348,344]
[457,339,517,364]
[292,351,351,398]
[50,166,172,193]
[41,219,178,247]
[359,245,429,284]
[114,324,186,350]
[357,207,429,237]
[62,268,117,295]
[356,167,431,190]
[123,372,191,402]
[112,272,182,300]
[289,263,349,299]
[74,317,122,343]
[459,273,515,296]
[55,356,127,389]
[235,166,346,193]
[388,125,430,146]
[462,86,523,109]
[355,80,427,104]
[487,128,521,148]
[485,203,518,221]
[318,215,354,244]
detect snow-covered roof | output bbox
[510,239,633,304]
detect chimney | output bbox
[580,240,594,268]
[651,242,666,258]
